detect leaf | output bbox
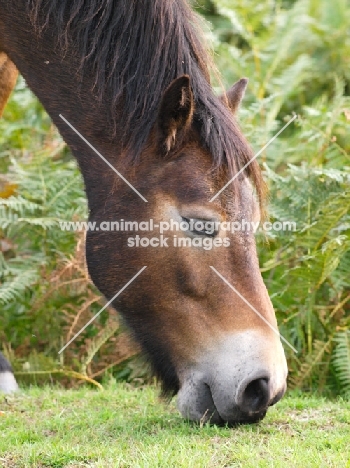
[333,331,350,396]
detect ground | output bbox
[0,384,349,467]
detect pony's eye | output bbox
[181,217,219,238]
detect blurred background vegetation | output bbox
[0,0,349,396]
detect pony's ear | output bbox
[158,75,194,154]
[226,78,248,114]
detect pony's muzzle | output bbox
[176,331,288,425]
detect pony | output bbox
[0,0,287,424]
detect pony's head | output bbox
[86,75,287,424]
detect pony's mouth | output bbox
[177,379,270,426]
[208,384,269,426]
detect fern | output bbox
[80,315,137,376]
[0,267,39,304]
[289,338,333,390]
[333,331,350,396]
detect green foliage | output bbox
[0,78,52,168]
[210,0,350,109]
[0,78,79,337]
[260,161,350,393]
[0,154,85,304]
[333,331,350,396]
[0,120,85,318]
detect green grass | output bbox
[0,385,349,467]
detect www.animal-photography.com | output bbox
[0,0,349,467]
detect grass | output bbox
[0,384,349,467]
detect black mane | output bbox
[29,0,263,199]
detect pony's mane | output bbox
[28,0,264,202]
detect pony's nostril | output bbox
[239,377,270,413]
